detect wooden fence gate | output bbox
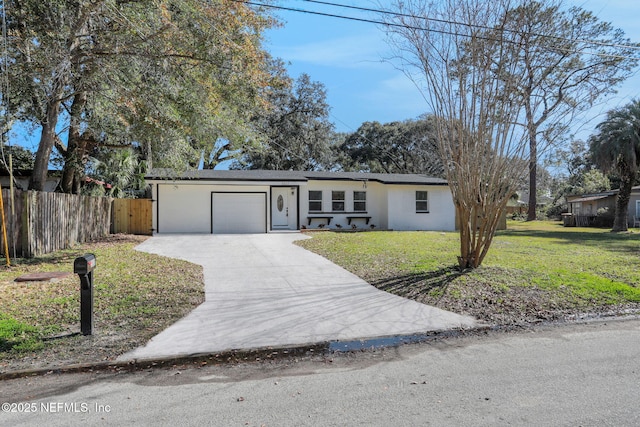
[112,198,153,235]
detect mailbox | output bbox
[74,253,96,276]
[74,253,96,335]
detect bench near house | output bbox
[145,169,454,234]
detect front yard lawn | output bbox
[297,221,640,325]
[0,235,204,373]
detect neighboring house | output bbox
[632,186,640,227]
[145,169,455,234]
[566,186,640,227]
[510,191,553,215]
[0,170,61,192]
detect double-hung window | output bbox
[416,191,429,213]
[353,191,366,212]
[332,191,345,212]
[309,191,322,212]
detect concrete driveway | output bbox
[119,233,477,361]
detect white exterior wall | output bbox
[303,181,385,229]
[369,182,389,229]
[154,182,271,233]
[150,178,454,233]
[387,185,455,231]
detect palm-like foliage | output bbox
[590,100,640,231]
[86,148,148,199]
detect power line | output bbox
[237,0,492,42]
[299,0,640,52]
[234,0,640,60]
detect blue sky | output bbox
[265,0,640,140]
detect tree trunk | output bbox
[457,204,475,269]
[141,140,153,170]
[60,91,88,194]
[29,4,89,192]
[612,169,634,232]
[527,162,537,221]
[29,99,61,191]
[455,196,507,269]
[527,123,538,221]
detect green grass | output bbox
[491,221,640,299]
[0,314,44,353]
[0,236,204,362]
[298,221,640,322]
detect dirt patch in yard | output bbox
[367,266,640,326]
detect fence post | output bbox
[22,191,33,258]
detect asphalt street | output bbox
[2,319,639,426]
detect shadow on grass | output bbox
[371,265,467,300]
[0,336,41,353]
[0,235,146,268]
[0,338,14,352]
[0,252,78,269]
[497,224,640,255]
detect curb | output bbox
[0,342,330,381]
[2,315,638,381]
[0,326,490,381]
[0,342,336,381]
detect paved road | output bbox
[2,319,639,426]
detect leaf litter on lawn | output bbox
[0,234,204,373]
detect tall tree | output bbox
[4,0,280,192]
[6,0,98,191]
[385,0,530,269]
[549,140,611,196]
[234,73,335,171]
[338,116,444,177]
[589,100,640,232]
[493,0,639,220]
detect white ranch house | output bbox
[146,169,455,234]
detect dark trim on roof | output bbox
[567,194,615,203]
[567,186,640,201]
[146,169,448,186]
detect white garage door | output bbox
[211,192,266,234]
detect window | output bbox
[332,191,345,211]
[416,191,429,212]
[354,191,366,212]
[309,191,322,212]
[573,202,582,215]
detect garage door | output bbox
[211,192,267,234]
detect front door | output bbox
[271,187,298,230]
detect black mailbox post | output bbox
[74,254,96,335]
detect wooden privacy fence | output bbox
[111,198,153,235]
[0,189,112,258]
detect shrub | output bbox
[545,203,566,220]
[594,207,615,228]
